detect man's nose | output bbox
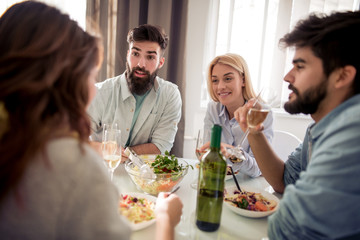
[137,57,146,68]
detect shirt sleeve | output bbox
[87,85,105,142]
[203,101,216,143]
[269,112,360,239]
[150,85,182,153]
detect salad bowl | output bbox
[125,152,189,195]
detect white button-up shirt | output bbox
[88,73,182,154]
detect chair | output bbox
[272,130,302,162]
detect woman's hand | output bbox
[155,192,183,228]
[199,141,233,157]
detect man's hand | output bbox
[234,98,264,134]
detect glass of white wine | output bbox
[228,88,276,160]
[191,129,206,189]
[102,123,121,181]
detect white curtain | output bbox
[201,0,360,108]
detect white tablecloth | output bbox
[113,158,281,240]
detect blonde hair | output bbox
[207,53,256,102]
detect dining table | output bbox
[112,158,282,240]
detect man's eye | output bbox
[147,55,155,60]
[295,65,304,70]
[132,52,139,57]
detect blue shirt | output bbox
[88,73,182,154]
[203,101,274,177]
[125,91,150,147]
[268,94,360,239]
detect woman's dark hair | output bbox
[280,11,360,95]
[0,1,102,202]
[127,24,168,52]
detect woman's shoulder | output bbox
[46,138,107,177]
[206,100,223,111]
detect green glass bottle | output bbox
[195,124,227,232]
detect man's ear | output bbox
[334,65,356,89]
[158,57,165,69]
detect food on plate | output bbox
[224,189,277,212]
[119,194,155,224]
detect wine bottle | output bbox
[195,124,227,232]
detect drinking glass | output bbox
[191,129,206,189]
[102,123,121,181]
[228,88,277,160]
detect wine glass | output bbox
[102,123,122,181]
[191,129,206,189]
[228,88,277,160]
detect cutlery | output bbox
[169,186,180,195]
[229,166,242,192]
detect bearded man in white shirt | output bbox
[88,24,181,157]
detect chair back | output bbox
[272,130,301,162]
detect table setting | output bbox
[112,156,282,240]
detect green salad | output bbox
[151,151,193,174]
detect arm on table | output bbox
[129,143,161,155]
[155,192,183,240]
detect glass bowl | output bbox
[125,159,189,196]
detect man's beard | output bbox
[125,63,158,95]
[284,78,327,115]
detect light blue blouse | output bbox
[203,101,274,177]
[268,94,360,239]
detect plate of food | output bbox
[223,185,279,218]
[225,165,240,181]
[119,192,156,231]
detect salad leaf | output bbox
[151,151,193,174]
[236,198,249,209]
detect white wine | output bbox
[104,154,121,170]
[102,141,117,154]
[247,108,269,128]
[195,124,226,232]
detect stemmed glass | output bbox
[102,123,122,181]
[191,129,206,189]
[227,88,277,160]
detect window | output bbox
[0,0,86,29]
[201,0,360,108]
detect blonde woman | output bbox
[201,53,273,177]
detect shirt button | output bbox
[126,128,129,131]
[130,109,134,112]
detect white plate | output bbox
[223,185,279,218]
[120,192,157,231]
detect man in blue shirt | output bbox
[235,11,360,239]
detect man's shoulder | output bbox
[156,76,179,91]
[96,74,123,91]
